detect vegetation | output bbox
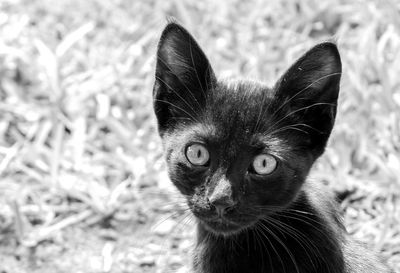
[0,0,399,272]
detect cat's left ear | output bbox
[274,42,342,156]
[153,22,216,135]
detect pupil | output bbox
[262,159,266,168]
[197,149,201,158]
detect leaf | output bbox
[56,22,96,57]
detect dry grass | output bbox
[0,0,399,272]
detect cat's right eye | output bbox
[251,154,277,175]
[185,143,210,166]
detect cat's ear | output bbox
[153,22,216,135]
[273,42,342,156]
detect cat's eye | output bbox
[185,144,210,166]
[251,154,277,175]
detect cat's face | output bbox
[153,23,341,236]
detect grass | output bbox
[0,0,399,272]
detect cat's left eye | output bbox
[251,154,277,175]
[185,143,210,166]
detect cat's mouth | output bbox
[199,216,257,236]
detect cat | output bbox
[152,22,393,273]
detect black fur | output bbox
[153,22,393,273]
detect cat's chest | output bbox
[192,228,344,273]
[194,243,300,273]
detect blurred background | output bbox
[0,0,399,272]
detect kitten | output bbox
[153,22,393,273]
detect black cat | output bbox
[152,22,393,273]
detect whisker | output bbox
[267,125,310,136]
[264,102,335,136]
[266,122,323,136]
[255,221,285,272]
[253,225,268,272]
[253,72,340,134]
[258,220,300,273]
[253,92,273,133]
[269,72,341,121]
[263,215,320,272]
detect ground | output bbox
[0,0,399,272]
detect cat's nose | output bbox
[208,177,236,216]
[210,197,236,216]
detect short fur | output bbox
[153,22,393,273]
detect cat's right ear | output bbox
[153,22,216,135]
[272,42,342,157]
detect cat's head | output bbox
[153,23,341,236]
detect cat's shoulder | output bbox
[302,179,344,231]
[344,239,394,273]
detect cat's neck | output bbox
[193,190,345,273]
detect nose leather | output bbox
[208,177,236,215]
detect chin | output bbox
[199,217,258,237]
